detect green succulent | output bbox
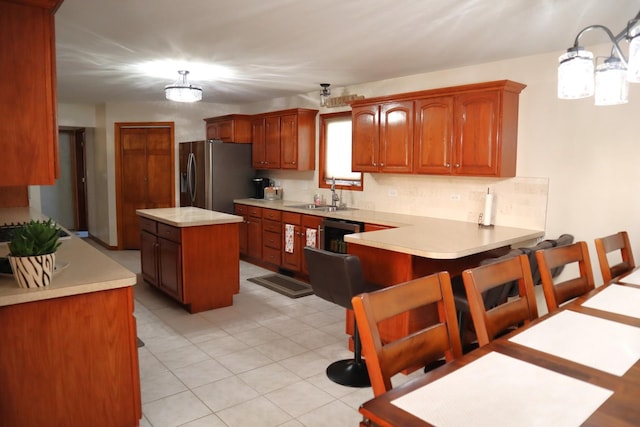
[9,219,62,257]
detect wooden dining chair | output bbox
[536,241,595,312]
[594,231,635,283]
[461,254,538,347]
[351,271,462,397]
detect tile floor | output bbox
[93,242,549,427]
[90,242,423,427]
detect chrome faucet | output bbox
[330,177,340,207]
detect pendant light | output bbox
[557,11,640,105]
[165,70,202,103]
[320,83,331,107]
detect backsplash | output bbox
[265,173,548,231]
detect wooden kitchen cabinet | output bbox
[282,212,322,274]
[140,218,184,300]
[247,205,263,260]
[204,114,252,143]
[252,109,318,170]
[139,216,239,312]
[413,96,454,174]
[352,102,413,173]
[353,80,526,177]
[262,208,282,266]
[0,0,63,186]
[0,286,141,427]
[235,204,249,255]
[251,115,281,169]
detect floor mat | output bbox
[248,273,314,298]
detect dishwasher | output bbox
[320,218,365,254]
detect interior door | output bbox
[116,123,174,250]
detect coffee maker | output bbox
[251,177,271,199]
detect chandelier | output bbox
[557,10,640,105]
[165,70,202,103]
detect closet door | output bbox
[117,124,174,249]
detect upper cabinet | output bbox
[204,114,252,143]
[251,108,318,171]
[352,80,526,177]
[352,101,413,173]
[0,0,64,186]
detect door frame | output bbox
[58,126,88,231]
[114,122,175,250]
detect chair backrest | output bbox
[479,248,524,303]
[521,240,554,286]
[351,271,462,397]
[303,246,366,309]
[536,241,595,312]
[595,231,636,283]
[549,234,575,277]
[462,254,538,347]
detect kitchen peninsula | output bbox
[234,198,544,345]
[0,207,140,427]
[137,207,242,313]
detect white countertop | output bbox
[234,199,544,259]
[0,207,136,307]
[136,206,243,227]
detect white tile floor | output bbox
[90,242,423,427]
[93,241,549,427]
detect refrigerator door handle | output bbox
[188,152,197,204]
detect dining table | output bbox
[359,269,640,427]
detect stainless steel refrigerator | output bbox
[179,140,254,213]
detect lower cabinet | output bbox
[234,204,249,255]
[0,287,141,427]
[247,206,263,259]
[282,212,322,274]
[139,216,240,313]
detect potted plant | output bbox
[8,219,62,288]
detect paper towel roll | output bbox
[482,193,494,226]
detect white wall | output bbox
[57,44,640,283]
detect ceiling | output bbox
[54,0,640,105]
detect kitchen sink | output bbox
[285,204,357,212]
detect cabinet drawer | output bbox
[235,204,248,215]
[262,219,281,234]
[262,246,281,265]
[157,223,182,242]
[263,230,281,250]
[282,212,301,225]
[140,217,157,234]
[262,208,282,221]
[248,206,262,217]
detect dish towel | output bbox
[285,224,295,253]
[306,228,317,248]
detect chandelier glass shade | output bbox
[165,70,202,103]
[557,12,640,106]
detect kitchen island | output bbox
[136,207,243,313]
[0,207,140,427]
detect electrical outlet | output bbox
[388,189,398,197]
[450,194,461,201]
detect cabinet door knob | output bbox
[445,163,450,168]
[373,162,377,166]
[455,163,460,168]
[380,162,385,167]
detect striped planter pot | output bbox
[8,253,56,289]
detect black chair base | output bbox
[326,359,371,387]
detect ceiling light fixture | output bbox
[557,10,640,106]
[165,70,202,103]
[320,83,331,107]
